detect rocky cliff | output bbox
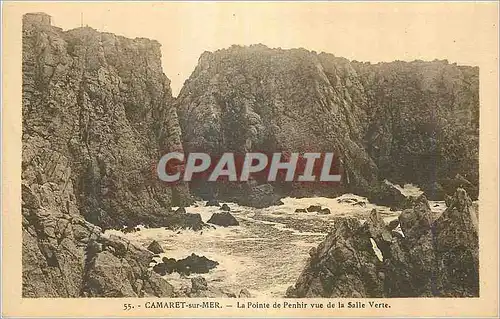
[22,13,190,297]
[352,59,479,199]
[22,13,191,229]
[286,188,479,297]
[176,45,479,203]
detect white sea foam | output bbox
[263,193,393,216]
[384,180,424,197]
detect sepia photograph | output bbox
[2,1,499,317]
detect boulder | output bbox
[206,199,220,207]
[207,212,239,227]
[80,234,174,297]
[393,189,478,297]
[161,257,177,274]
[387,219,400,231]
[319,208,331,215]
[364,209,393,256]
[164,212,205,231]
[175,254,219,275]
[153,254,219,276]
[385,195,438,296]
[152,263,168,276]
[84,251,138,297]
[295,208,307,213]
[147,240,164,254]
[220,203,231,211]
[306,205,322,213]
[225,291,237,298]
[142,272,175,297]
[367,182,406,209]
[285,285,297,298]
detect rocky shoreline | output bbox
[21,13,480,298]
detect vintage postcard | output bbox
[2,1,499,317]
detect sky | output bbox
[12,2,498,96]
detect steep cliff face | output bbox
[22,13,190,229]
[175,45,479,202]
[22,13,189,297]
[351,60,479,198]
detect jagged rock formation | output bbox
[353,61,479,199]
[285,217,385,297]
[22,13,189,297]
[207,211,239,226]
[286,188,479,297]
[176,45,479,204]
[22,182,174,297]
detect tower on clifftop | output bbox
[23,12,52,26]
